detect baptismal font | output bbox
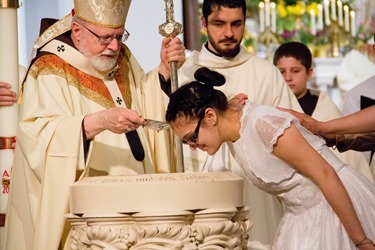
[66,172,251,249]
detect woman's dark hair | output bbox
[166,67,228,123]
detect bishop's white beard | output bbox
[78,38,119,72]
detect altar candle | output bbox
[265,0,270,27]
[270,2,276,33]
[324,0,331,26]
[310,10,316,35]
[259,2,265,32]
[337,0,343,26]
[0,11,19,137]
[350,10,356,37]
[317,4,323,30]
[0,6,20,241]
[331,0,336,21]
[344,5,349,32]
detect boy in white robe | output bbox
[273,41,373,183]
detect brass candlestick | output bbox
[258,27,278,60]
[328,21,340,57]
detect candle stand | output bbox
[258,27,278,60]
[326,20,354,58]
[328,21,340,57]
[255,0,357,59]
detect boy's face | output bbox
[276,56,313,99]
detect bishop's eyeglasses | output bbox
[80,24,130,45]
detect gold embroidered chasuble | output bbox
[4,38,174,250]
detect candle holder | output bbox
[328,21,340,57]
[325,18,353,58]
[258,27,278,60]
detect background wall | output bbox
[17,0,184,72]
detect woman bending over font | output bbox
[165,67,375,250]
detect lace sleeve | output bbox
[247,104,324,152]
[255,115,295,152]
[236,102,325,184]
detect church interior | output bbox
[0,0,374,249]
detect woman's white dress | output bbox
[230,102,375,250]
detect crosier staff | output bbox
[0,0,20,244]
[159,0,185,173]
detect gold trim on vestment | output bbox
[0,0,20,8]
[28,48,132,109]
[31,13,73,60]
[0,136,16,150]
[28,55,115,109]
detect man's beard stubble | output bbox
[78,37,119,72]
[207,35,241,58]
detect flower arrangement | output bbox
[253,0,375,57]
[354,22,374,44]
[276,0,324,45]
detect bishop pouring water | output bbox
[2,0,185,249]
